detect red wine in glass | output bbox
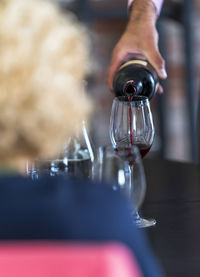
[137,144,152,158]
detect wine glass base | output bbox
[133,212,156,228]
[135,217,156,228]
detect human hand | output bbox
[107,0,167,94]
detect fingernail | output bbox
[159,87,163,94]
[160,68,167,79]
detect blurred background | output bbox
[56,0,200,162]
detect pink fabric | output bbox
[0,242,143,277]
[128,0,163,15]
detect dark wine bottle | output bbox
[113,58,159,100]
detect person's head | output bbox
[0,0,92,165]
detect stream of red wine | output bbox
[128,94,134,147]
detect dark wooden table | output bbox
[142,158,200,277]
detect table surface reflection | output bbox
[142,158,200,277]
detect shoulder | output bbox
[0,175,129,207]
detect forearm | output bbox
[128,0,163,16]
[125,0,166,80]
[128,0,157,26]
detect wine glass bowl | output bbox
[110,96,155,158]
[26,122,94,180]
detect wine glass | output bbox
[26,121,94,180]
[95,144,146,216]
[109,95,156,228]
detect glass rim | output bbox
[114,95,149,105]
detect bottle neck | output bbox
[123,80,143,96]
[123,80,136,94]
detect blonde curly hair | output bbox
[0,0,92,162]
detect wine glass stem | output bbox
[128,164,141,220]
[128,164,134,200]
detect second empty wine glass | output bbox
[95,144,146,216]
